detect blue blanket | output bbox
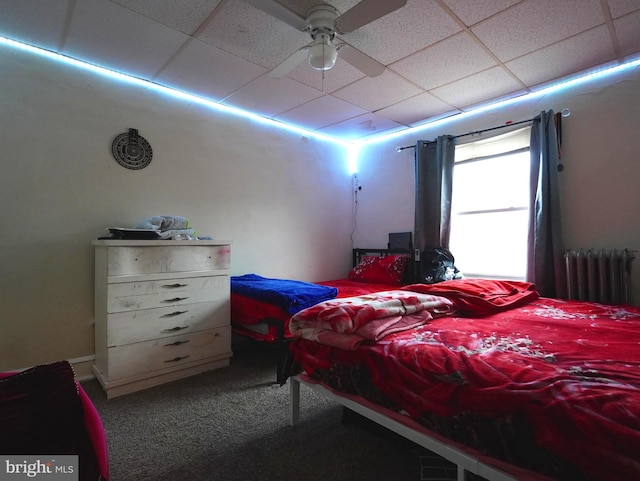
[231,274,338,315]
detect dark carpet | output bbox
[82,336,457,481]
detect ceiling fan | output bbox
[242,0,407,78]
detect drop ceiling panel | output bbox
[390,32,497,90]
[0,0,69,51]
[344,0,462,65]
[430,66,525,109]
[63,0,189,79]
[109,0,221,35]
[608,0,640,18]
[375,92,457,126]
[442,0,521,27]
[319,112,404,139]
[332,70,423,111]
[472,0,605,62]
[155,39,266,101]
[506,26,617,87]
[224,75,323,117]
[197,1,309,69]
[274,95,368,130]
[614,11,640,57]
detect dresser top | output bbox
[92,239,232,247]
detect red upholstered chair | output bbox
[0,360,109,481]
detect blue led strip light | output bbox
[2,35,639,173]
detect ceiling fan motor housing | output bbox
[306,5,339,70]
[306,5,339,34]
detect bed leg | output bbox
[266,318,288,385]
[290,377,300,426]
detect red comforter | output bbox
[290,279,640,481]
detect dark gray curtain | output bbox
[414,136,455,251]
[527,110,566,298]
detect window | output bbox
[449,127,531,280]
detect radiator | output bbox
[564,249,635,304]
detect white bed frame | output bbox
[289,375,519,481]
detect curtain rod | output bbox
[395,108,570,152]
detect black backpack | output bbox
[420,248,462,284]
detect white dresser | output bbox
[92,239,232,398]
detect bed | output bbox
[231,248,418,383]
[285,278,640,481]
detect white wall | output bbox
[353,65,640,305]
[0,45,354,372]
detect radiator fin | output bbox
[564,249,635,304]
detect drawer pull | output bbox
[162,283,188,289]
[161,310,188,318]
[165,355,190,363]
[164,340,190,347]
[161,325,189,333]
[162,297,189,303]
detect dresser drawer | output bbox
[107,275,228,313]
[106,327,231,380]
[107,300,229,346]
[106,245,231,276]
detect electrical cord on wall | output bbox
[350,173,359,248]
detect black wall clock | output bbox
[111,128,153,170]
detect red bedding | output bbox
[231,279,403,342]
[290,289,455,350]
[289,280,640,481]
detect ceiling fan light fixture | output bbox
[308,34,338,71]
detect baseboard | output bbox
[69,354,96,381]
[4,354,96,381]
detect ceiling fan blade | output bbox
[269,48,309,78]
[336,0,407,33]
[337,44,385,77]
[242,0,308,30]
